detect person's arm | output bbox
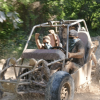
[53,34,59,46]
[35,33,42,49]
[68,48,84,58]
[49,30,59,46]
[68,41,85,58]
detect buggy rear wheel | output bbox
[45,71,74,100]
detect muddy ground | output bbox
[0,36,100,100]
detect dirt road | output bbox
[1,88,100,100]
[1,93,100,100]
[0,60,100,100]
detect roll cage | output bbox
[22,19,88,60]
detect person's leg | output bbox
[50,63,62,76]
[64,61,80,73]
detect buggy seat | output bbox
[48,34,60,47]
[78,31,92,63]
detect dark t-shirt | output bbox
[71,40,85,66]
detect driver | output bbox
[35,30,59,49]
[59,24,79,49]
[64,29,85,73]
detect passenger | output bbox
[35,30,59,49]
[64,29,85,73]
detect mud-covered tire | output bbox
[0,90,3,99]
[45,71,74,100]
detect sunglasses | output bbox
[44,42,49,44]
[69,37,74,39]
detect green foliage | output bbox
[17,0,36,5]
[0,0,100,31]
[0,29,28,59]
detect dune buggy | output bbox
[0,19,99,100]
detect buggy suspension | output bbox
[0,58,50,95]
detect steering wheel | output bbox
[51,46,66,54]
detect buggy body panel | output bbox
[22,49,65,60]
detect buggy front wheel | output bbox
[45,71,74,100]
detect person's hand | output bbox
[35,33,40,39]
[68,52,72,58]
[62,24,65,27]
[49,30,55,34]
